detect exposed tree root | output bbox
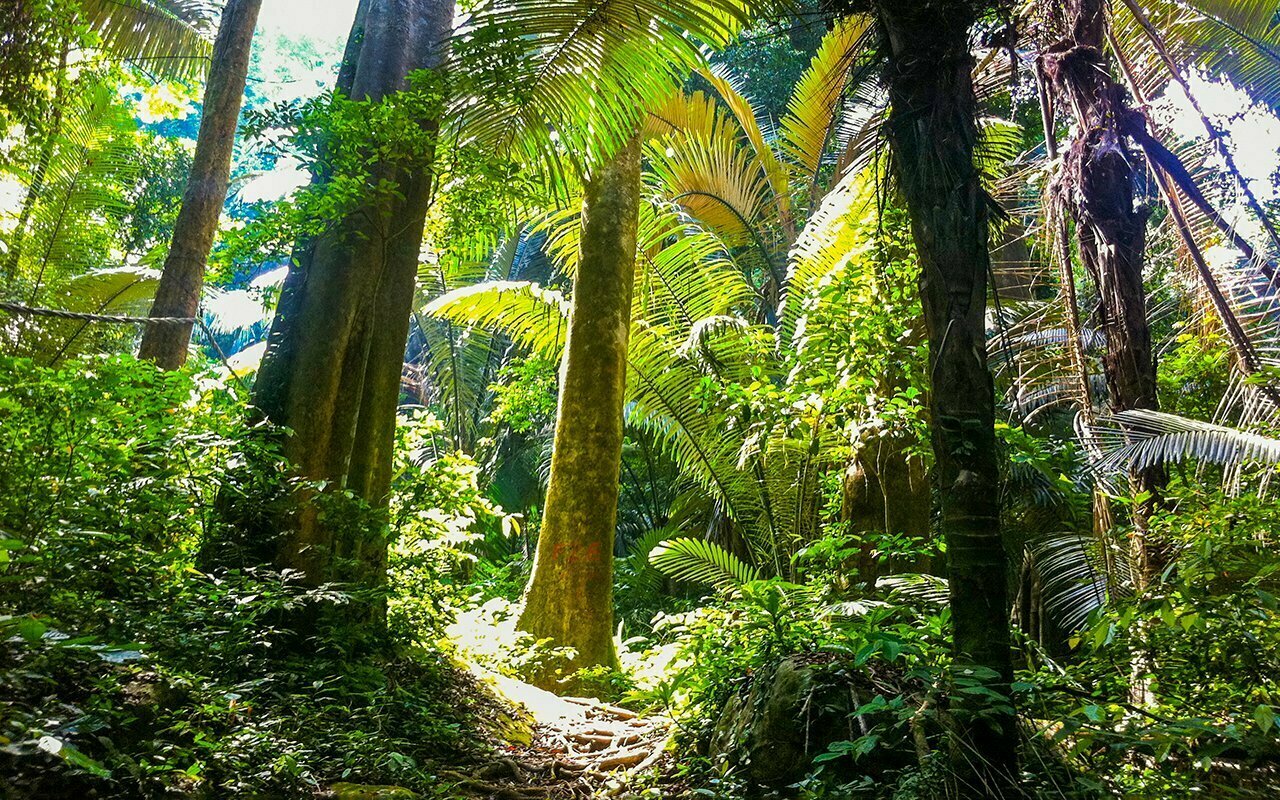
[450,672,672,799]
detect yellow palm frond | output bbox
[778,15,874,197]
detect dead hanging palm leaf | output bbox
[1113,0,1280,257]
[1091,19,1280,419]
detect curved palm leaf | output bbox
[451,0,761,172]
[649,536,759,588]
[80,0,217,81]
[423,280,570,360]
[777,15,872,197]
[1081,409,1280,486]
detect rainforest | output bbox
[3,0,1280,797]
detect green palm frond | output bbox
[423,280,570,360]
[8,82,141,304]
[622,523,677,592]
[634,203,754,328]
[1026,533,1119,633]
[645,122,774,253]
[876,573,949,608]
[780,167,874,347]
[625,323,772,536]
[1080,409,1280,484]
[649,536,759,588]
[60,265,159,313]
[975,117,1023,197]
[777,15,872,195]
[452,0,757,172]
[1112,0,1280,106]
[80,0,217,82]
[697,66,794,233]
[10,265,160,364]
[647,89,724,141]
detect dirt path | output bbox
[445,671,673,799]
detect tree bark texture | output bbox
[843,436,931,582]
[516,137,643,690]
[873,1,1018,792]
[248,0,453,604]
[138,0,262,368]
[1044,0,1163,575]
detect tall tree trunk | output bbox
[872,1,1018,792]
[246,0,453,614]
[250,0,370,425]
[138,0,262,369]
[1044,0,1162,582]
[516,137,642,691]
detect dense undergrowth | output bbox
[0,356,491,798]
[4,355,1279,798]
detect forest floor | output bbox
[444,670,674,799]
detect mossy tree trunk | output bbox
[516,137,643,690]
[873,0,1018,792]
[1045,0,1163,581]
[138,0,262,369]
[247,0,453,623]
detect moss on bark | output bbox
[516,138,643,691]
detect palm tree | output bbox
[139,0,262,369]
[443,0,756,684]
[871,0,1018,792]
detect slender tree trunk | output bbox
[873,1,1018,792]
[1044,0,1162,582]
[138,0,262,368]
[516,137,643,691]
[246,0,453,612]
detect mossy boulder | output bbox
[708,653,922,792]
